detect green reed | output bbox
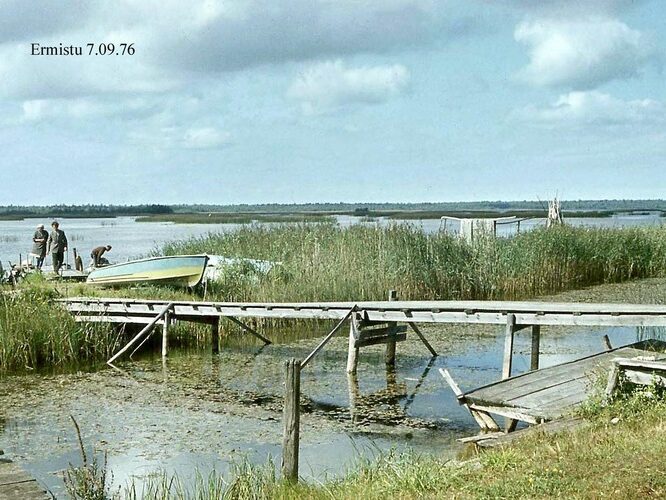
[160,223,666,303]
[0,285,118,371]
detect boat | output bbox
[86,255,209,287]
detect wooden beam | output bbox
[502,314,516,379]
[346,313,360,374]
[162,310,169,358]
[530,325,540,371]
[385,290,398,366]
[301,307,355,369]
[225,316,272,345]
[107,303,173,364]
[408,322,437,357]
[282,358,301,482]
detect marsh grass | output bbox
[0,282,118,371]
[160,223,666,303]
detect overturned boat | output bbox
[86,255,208,287]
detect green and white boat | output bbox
[86,255,209,287]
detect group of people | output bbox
[31,221,112,273]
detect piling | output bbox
[162,310,169,358]
[346,313,360,374]
[530,325,541,371]
[385,289,398,366]
[282,358,301,481]
[211,318,220,354]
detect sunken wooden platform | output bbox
[0,460,49,499]
[452,340,666,429]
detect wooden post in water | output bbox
[282,358,301,482]
[530,325,541,371]
[502,313,516,379]
[162,310,169,358]
[346,313,360,374]
[385,289,398,366]
[211,318,220,354]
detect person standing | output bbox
[47,221,68,273]
[90,245,112,267]
[31,224,49,270]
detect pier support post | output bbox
[346,313,360,374]
[161,311,169,359]
[502,314,516,379]
[530,325,541,371]
[211,318,220,354]
[385,290,398,366]
[282,358,301,482]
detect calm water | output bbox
[0,318,662,497]
[1,213,663,267]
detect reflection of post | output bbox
[386,289,398,366]
[385,363,397,391]
[346,313,360,374]
[211,318,220,354]
[282,358,301,482]
[347,373,360,424]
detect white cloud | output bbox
[514,19,654,89]
[20,97,155,122]
[182,127,231,149]
[288,60,410,114]
[512,91,665,127]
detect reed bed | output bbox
[0,285,118,371]
[161,223,666,303]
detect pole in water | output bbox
[282,358,301,481]
[385,289,398,366]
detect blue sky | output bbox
[0,0,664,205]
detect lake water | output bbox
[1,213,663,267]
[1,277,666,496]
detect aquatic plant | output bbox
[159,223,666,302]
[0,283,118,371]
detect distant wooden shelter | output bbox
[440,216,521,242]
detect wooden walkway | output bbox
[0,460,49,499]
[61,297,666,327]
[60,297,666,375]
[449,340,666,429]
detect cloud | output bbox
[129,124,231,151]
[495,0,646,18]
[514,18,655,89]
[0,0,95,43]
[511,91,665,127]
[20,97,156,122]
[182,127,232,149]
[152,0,459,73]
[288,60,410,114]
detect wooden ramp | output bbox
[448,340,666,429]
[0,461,49,499]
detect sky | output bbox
[0,0,664,205]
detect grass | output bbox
[0,276,119,371]
[135,213,334,224]
[159,222,666,303]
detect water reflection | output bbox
[0,319,664,496]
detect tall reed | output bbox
[0,285,118,371]
[161,223,666,302]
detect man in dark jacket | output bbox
[91,245,112,267]
[47,221,68,273]
[31,224,49,270]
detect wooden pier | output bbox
[443,339,666,431]
[60,296,666,481]
[0,459,49,499]
[61,296,666,375]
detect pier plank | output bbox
[0,462,49,499]
[458,341,666,427]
